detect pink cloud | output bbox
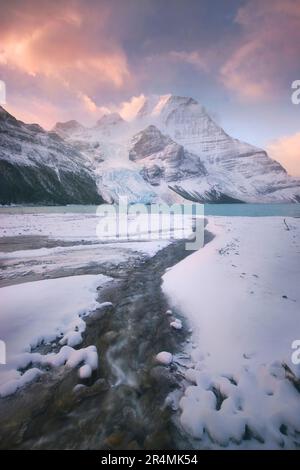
[0,0,131,126]
[117,94,146,121]
[220,0,300,101]
[267,132,300,177]
[0,7,130,86]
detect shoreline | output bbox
[0,238,197,449]
[163,216,300,449]
[1,212,300,449]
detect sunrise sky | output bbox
[0,0,299,175]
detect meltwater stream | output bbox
[0,236,214,450]
[1,203,297,449]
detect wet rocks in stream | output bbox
[0,238,202,449]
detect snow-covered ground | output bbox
[0,212,109,241]
[0,211,193,243]
[163,216,300,449]
[2,209,299,449]
[0,241,170,285]
[0,274,112,397]
[0,211,176,398]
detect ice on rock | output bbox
[170,319,182,330]
[59,331,82,347]
[79,364,93,380]
[0,274,108,396]
[98,301,114,309]
[99,168,158,205]
[0,368,43,398]
[66,345,98,371]
[155,351,173,365]
[184,368,198,385]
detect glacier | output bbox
[1,93,300,205]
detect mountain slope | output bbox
[129,125,207,186]
[0,107,103,205]
[2,93,300,205]
[56,94,300,204]
[52,120,85,139]
[136,95,300,203]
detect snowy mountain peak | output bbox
[2,97,300,205]
[129,125,173,161]
[163,94,198,109]
[0,106,18,125]
[0,110,102,204]
[136,94,200,120]
[53,120,85,137]
[95,112,124,128]
[129,124,207,186]
[137,95,170,118]
[0,105,7,116]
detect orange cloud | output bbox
[0,13,130,88]
[118,94,146,121]
[220,0,300,101]
[267,132,300,177]
[5,97,64,129]
[77,92,110,116]
[0,0,131,126]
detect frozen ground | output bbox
[0,211,194,242]
[0,213,101,241]
[0,211,176,397]
[163,216,300,449]
[0,274,111,397]
[0,240,170,287]
[0,210,176,287]
[2,209,299,449]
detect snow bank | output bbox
[170,319,182,330]
[0,238,171,285]
[0,274,111,397]
[0,240,170,261]
[163,216,300,449]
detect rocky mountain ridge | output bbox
[1,94,300,205]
